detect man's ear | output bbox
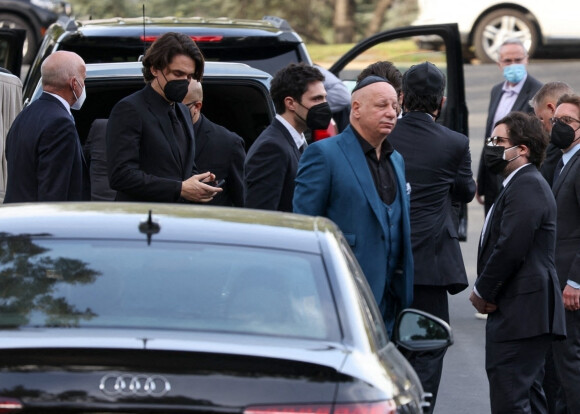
[284,96,296,112]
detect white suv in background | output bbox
[413,0,580,62]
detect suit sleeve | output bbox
[37,116,80,201]
[451,137,476,203]
[107,98,182,202]
[476,176,552,302]
[245,139,288,210]
[565,177,580,284]
[227,134,246,207]
[293,143,331,216]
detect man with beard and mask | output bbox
[245,63,330,211]
[293,75,413,337]
[476,39,543,215]
[107,32,221,203]
[388,62,476,414]
[549,93,580,414]
[4,51,90,203]
[470,111,566,414]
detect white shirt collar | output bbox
[502,73,528,95]
[44,91,72,116]
[503,163,530,187]
[563,142,580,165]
[275,114,306,149]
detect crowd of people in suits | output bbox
[1,31,579,414]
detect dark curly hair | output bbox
[357,61,403,98]
[270,63,324,115]
[142,32,204,82]
[495,111,548,168]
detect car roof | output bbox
[0,202,336,253]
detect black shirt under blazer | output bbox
[244,118,301,212]
[477,75,543,211]
[552,149,580,289]
[389,111,476,294]
[107,84,196,202]
[194,114,246,207]
[476,164,565,342]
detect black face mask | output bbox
[298,102,332,130]
[551,119,580,149]
[159,71,189,103]
[484,145,519,174]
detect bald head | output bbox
[183,80,204,124]
[42,51,85,91]
[350,81,398,148]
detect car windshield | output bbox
[0,238,339,340]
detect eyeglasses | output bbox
[499,57,526,65]
[550,116,580,125]
[185,101,199,109]
[486,136,511,146]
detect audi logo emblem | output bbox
[99,373,171,397]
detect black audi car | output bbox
[0,203,452,413]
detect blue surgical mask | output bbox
[503,64,526,84]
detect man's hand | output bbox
[181,172,223,203]
[475,182,484,205]
[562,284,580,311]
[469,290,497,314]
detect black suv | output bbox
[0,0,72,64]
[23,15,312,102]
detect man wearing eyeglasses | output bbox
[476,39,543,215]
[470,111,566,414]
[183,80,246,207]
[550,94,580,414]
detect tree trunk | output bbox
[333,0,355,43]
[366,0,395,37]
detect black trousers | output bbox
[402,285,449,414]
[552,308,580,414]
[486,334,552,414]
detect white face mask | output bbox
[71,78,86,110]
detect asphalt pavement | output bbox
[434,60,580,414]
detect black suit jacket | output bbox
[107,84,196,202]
[244,118,301,211]
[476,164,565,342]
[389,111,476,294]
[552,149,580,289]
[4,92,90,203]
[477,75,543,212]
[194,114,245,207]
[84,119,117,201]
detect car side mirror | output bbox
[393,308,454,352]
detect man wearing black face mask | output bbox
[470,111,565,414]
[388,61,476,414]
[549,94,580,413]
[106,32,222,203]
[245,63,330,211]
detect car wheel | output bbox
[473,8,538,63]
[0,13,37,64]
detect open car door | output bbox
[0,28,25,78]
[329,23,469,240]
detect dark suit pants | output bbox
[552,309,580,414]
[402,286,449,414]
[543,343,567,414]
[486,334,551,414]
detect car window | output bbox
[0,238,340,341]
[338,235,389,348]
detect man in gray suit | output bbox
[550,94,580,414]
[476,39,543,214]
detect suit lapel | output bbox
[195,114,210,157]
[176,103,196,178]
[553,150,580,196]
[337,128,388,230]
[273,118,301,161]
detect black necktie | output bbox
[553,158,564,185]
[168,106,187,161]
[299,142,307,154]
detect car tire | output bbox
[473,8,538,63]
[0,13,37,64]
